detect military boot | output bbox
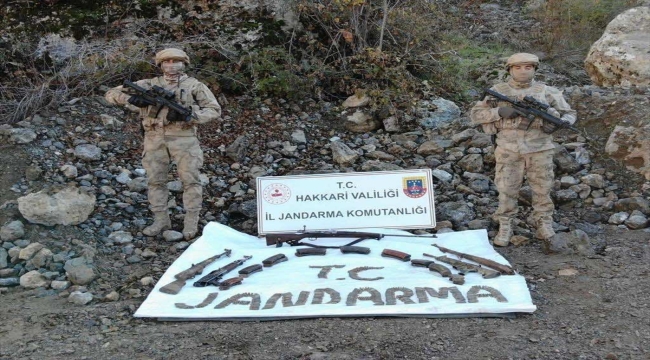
[182,210,201,240]
[493,217,513,247]
[535,216,555,240]
[142,211,171,237]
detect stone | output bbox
[584,7,650,87]
[0,220,25,241]
[18,243,44,260]
[436,201,476,228]
[342,93,370,108]
[431,169,453,183]
[30,248,53,268]
[68,291,93,305]
[10,128,37,144]
[614,197,650,215]
[417,98,461,128]
[74,144,102,161]
[624,210,648,229]
[0,248,7,269]
[606,124,650,180]
[608,212,629,225]
[555,189,578,202]
[452,129,478,144]
[359,160,403,171]
[554,145,581,174]
[162,230,184,242]
[581,174,605,189]
[105,291,120,301]
[127,177,148,192]
[18,186,96,226]
[383,116,400,133]
[290,129,306,144]
[25,165,43,181]
[64,259,96,285]
[100,114,124,128]
[60,164,78,178]
[50,280,71,290]
[108,231,133,244]
[226,135,248,162]
[560,176,580,188]
[417,140,449,156]
[344,110,380,133]
[457,154,484,173]
[330,141,359,165]
[20,270,49,289]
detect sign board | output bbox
[256,170,436,234]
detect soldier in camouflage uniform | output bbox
[470,53,577,248]
[105,48,221,240]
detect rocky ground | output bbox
[0,81,649,359]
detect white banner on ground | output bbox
[256,170,436,234]
[135,223,536,321]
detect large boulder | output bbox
[584,7,650,87]
[605,124,650,180]
[18,186,96,226]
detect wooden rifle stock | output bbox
[432,244,515,275]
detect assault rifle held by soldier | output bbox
[159,249,232,295]
[123,80,197,122]
[484,89,579,133]
[264,229,437,248]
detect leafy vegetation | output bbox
[0,0,645,123]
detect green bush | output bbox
[240,47,310,99]
[530,0,642,55]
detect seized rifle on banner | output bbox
[159,249,232,295]
[484,89,579,133]
[123,80,197,122]
[265,228,436,248]
[432,244,515,275]
[193,255,252,287]
[423,253,501,279]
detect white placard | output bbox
[256,170,436,234]
[134,223,537,321]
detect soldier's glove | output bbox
[166,109,184,122]
[128,95,153,108]
[498,107,518,119]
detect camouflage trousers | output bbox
[493,147,555,223]
[142,134,204,213]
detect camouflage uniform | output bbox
[470,53,577,247]
[105,48,221,239]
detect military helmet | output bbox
[155,48,190,67]
[505,53,539,69]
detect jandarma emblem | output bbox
[403,176,427,198]
[263,183,292,204]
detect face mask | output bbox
[161,61,185,75]
[510,65,535,83]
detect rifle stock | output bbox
[158,249,232,295]
[432,244,515,275]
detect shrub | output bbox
[530,0,642,56]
